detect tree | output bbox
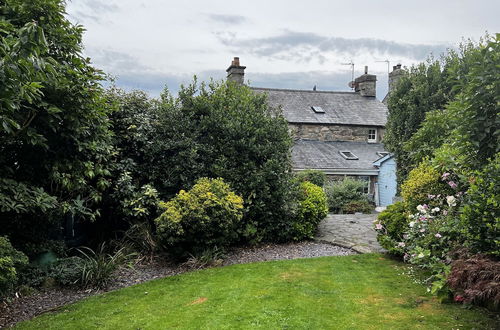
[0,0,113,253]
[147,80,296,242]
[384,40,482,185]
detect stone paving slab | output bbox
[315,213,386,254]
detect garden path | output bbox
[315,213,385,253]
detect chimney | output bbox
[388,63,404,94]
[226,57,246,85]
[354,66,377,97]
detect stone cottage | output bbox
[225,57,399,206]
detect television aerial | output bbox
[341,60,355,90]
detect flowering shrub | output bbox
[374,202,408,255]
[155,178,244,258]
[376,168,471,299]
[290,181,328,240]
[401,162,454,211]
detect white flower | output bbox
[435,233,442,238]
[398,242,406,247]
[431,207,440,213]
[409,221,415,228]
[446,195,457,207]
[416,205,425,212]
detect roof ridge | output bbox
[250,87,357,95]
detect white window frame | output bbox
[368,129,377,143]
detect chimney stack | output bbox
[354,66,377,97]
[226,57,246,85]
[388,63,404,94]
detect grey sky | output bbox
[66,0,499,99]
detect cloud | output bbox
[207,14,248,25]
[216,30,450,62]
[68,0,119,24]
[87,49,152,74]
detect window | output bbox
[377,151,389,158]
[368,129,377,143]
[339,150,358,160]
[358,176,370,194]
[311,106,325,113]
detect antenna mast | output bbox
[341,60,355,90]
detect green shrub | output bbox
[48,257,86,286]
[324,178,368,213]
[0,236,28,296]
[155,178,244,258]
[343,200,374,214]
[147,81,293,244]
[460,154,500,256]
[290,182,328,240]
[295,170,327,187]
[374,202,408,254]
[401,162,452,211]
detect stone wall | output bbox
[289,124,384,143]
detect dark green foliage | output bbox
[147,81,294,243]
[294,170,327,187]
[0,236,28,296]
[48,256,85,286]
[324,178,369,213]
[155,178,244,258]
[342,200,374,214]
[290,182,328,240]
[460,153,500,256]
[384,61,451,184]
[385,40,484,184]
[374,202,408,254]
[0,0,113,250]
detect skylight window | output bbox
[339,151,358,160]
[377,151,390,158]
[311,106,325,113]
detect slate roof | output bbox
[292,140,388,171]
[252,87,387,126]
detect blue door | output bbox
[377,157,397,206]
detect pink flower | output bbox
[375,223,383,230]
[428,194,435,199]
[454,295,465,302]
[419,216,427,221]
[398,242,405,247]
[435,233,442,238]
[420,228,426,232]
[448,181,458,189]
[443,210,448,216]
[442,172,450,179]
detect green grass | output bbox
[16,254,499,329]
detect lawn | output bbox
[16,254,499,329]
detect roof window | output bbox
[311,106,325,113]
[339,150,358,160]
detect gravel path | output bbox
[0,241,355,328]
